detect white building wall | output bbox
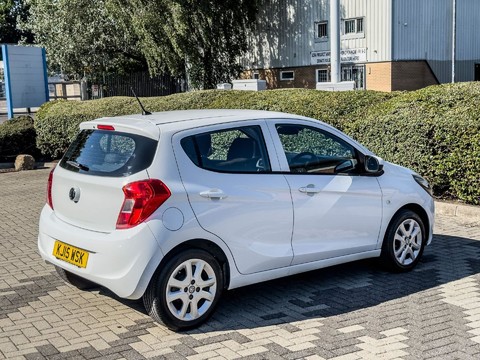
[244,0,393,70]
[245,0,317,69]
[243,0,480,84]
[366,0,392,62]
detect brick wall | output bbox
[366,61,438,91]
[391,61,438,91]
[242,61,438,92]
[241,67,318,89]
[366,62,393,92]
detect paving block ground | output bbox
[1,168,480,359]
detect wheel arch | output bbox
[389,203,430,240]
[154,239,231,290]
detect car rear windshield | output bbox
[59,129,158,177]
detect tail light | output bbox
[47,168,55,209]
[116,179,171,229]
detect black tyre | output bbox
[380,209,426,272]
[143,249,224,331]
[55,266,96,290]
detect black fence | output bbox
[102,72,184,98]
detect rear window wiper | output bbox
[66,160,90,171]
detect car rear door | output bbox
[172,121,294,275]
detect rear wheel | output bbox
[55,266,96,290]
[143,249,223,330]
[380,209,426,272]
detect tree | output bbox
[0,0,33,44]
[110,0,260,89]
[22,0,145,79]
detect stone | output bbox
[14,154,35,171]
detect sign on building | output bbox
[1,45,49,119]
[311,48,367,65]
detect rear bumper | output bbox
[38,205,164,299]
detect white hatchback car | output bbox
[38,109,434,330]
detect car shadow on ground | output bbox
[108,233,480,332]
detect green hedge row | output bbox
[0,116,41,161]
[35,83,480,204]
[345,82,480,205]
[34,89,393,158]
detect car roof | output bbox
[81,109,373,155]
[82,109,315,138]
[104,109,308,126]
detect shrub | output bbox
[0,116,41,161]
[347,82,480,205]
[35,83,480,204]
[34,90,393,158]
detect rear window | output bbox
[60,130,158,177]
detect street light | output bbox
[452,0,456,83]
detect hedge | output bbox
[345,82,480,205]
[34,89,393,158]
[0,116,41,161]
[35,83,480,205]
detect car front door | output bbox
[268,120,383,265]
[172,122,294,275]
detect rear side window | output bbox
[181,125,271,173]
[60,130,158,177]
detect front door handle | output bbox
[199,189,228,199]
[299,184,322,194]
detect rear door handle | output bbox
[299,184,322,194]
[199,189,228,199]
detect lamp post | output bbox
[330,0,340,84]
[452,0,456,83]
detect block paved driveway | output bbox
[1,168,480,360]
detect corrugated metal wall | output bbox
[366,0,392,62]
[243,0,480,82]
[244,0,392,69]
[244,0,317,69]
[393,0,480,82]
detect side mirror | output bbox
[364,155,383,173]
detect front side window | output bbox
[276,124,357,174]
[181,125,271,173]
[60,130,157,177]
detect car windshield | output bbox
[60,129,158,177]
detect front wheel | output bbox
[143,249,223,330]
[380,209,426,272]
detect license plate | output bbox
[52,240,89,268]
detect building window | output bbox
[343,18,364,35]
[315,21,328,39]
[357,18,364,33]
[280,71,295,81]
[316,69,330,83]
[341,65,365,90]
[253,72,260,80]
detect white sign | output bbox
[311,48,367,65]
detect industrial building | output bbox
[241,0,480,91]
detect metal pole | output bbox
[452,0,456,83]
[330,0,340,83]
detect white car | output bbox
[38,109,434,330]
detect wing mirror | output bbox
[364,155,384,173]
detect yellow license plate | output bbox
[52,240,89,268]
